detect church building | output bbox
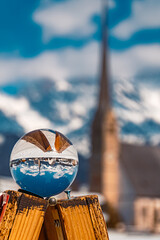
[90,4,160,233]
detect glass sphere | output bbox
[10,129,78,197]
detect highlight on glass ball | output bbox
[10,129,79,198]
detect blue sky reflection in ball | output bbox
[10,129,78,197]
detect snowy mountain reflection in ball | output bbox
[10,129,78,197]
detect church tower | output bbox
[90,0,120,208]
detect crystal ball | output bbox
[10,129,78,197]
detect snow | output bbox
[0,134,5,145]
[0,176,18,192]
[113,77,160,146]
[108,230,160,240]
[0,93,52,132]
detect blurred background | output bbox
[0,0,160,238]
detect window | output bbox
[154,209,160,225]
[142,207,147,219]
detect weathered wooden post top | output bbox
[0,129,109,240]
[0,191,109,240]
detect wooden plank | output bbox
[86,195,109,240]
[0,191,109,240]
[9,193,47,240]
[0,191,22,240]
[57,197,96,240]
[39,206,60,240]
[50,207,64,240]
[0,191,47,240]
[38,224,47,240]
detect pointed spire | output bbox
[98,0,110,112]
[90,0,110,192]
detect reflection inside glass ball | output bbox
[10,129,78,197]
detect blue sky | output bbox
[0,0,160,149]
[0,0,100,57]
[109,0,160,50]
[0,0,159,55]
[0,0,159,82]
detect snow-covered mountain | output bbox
[0,76,160,183]
[0,78,97,183]
[113,75,160,146]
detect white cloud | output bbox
[0,41,99,86]
[17,163,76,179]
[0,93,52,132]
[109,0,116,9]
[110,44,160,79]
[33,0,116,42]
[33,0,100,42]
[58,42,99,79]
[112,0,160,40]
[0,53,69,90]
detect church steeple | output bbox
[98,0,110,113]
[90,1,110,192]
[90,1,119,208]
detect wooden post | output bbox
[0,191,109,240]
[0,190,47,240]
